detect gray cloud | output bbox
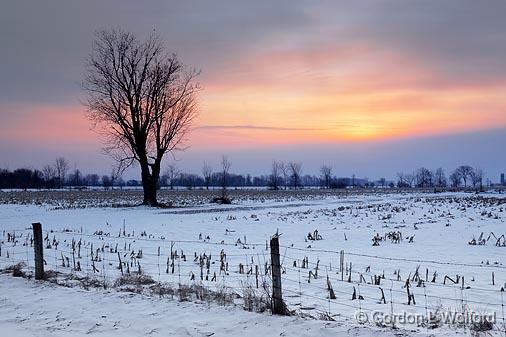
[324,0,506,87]
[3,0,506,105]
[0,0,313,103]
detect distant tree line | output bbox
[0,157,493,191]
[396,165,484,189]
[0,157,131,190]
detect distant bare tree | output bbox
[85,174,100,186]
[379,177,386,187]
[434,168,447,188]
[164,163,179,190]
[279,162,289,190]
[83,29,200,206]
[219,156,231,202]
[404,173,416,187]
[415,167,433,188]
[102,175,112,190]
[202,162,212,190]
[455,165,474,188]
[449,170,461,188]
[470,168,483,189]
[396,172,409,188]
[320,165,332,189]
[42,164,57,189]
[269,160,282,190]
[55,157,69,189]
[68,169,83,187]
[110,164,125,190]
[288,162,302,189]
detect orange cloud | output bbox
[3,39,506,153]
[195,41,506,146]
[0,103,95,147]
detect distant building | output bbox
[501,173,505,186]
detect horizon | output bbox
[1,1,506,182]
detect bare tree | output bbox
[320,165,332,189]
[470,168,483,189]
[83,29,200,206]
[85,174,100,186]
[379,177,386,188]
[415,167,433,188]
[164,163,180,190]
[405,173,416,188]
[110,164,125,190]
[449,170,461,188]
[102,175,112,190]
[434,168,447,188]
[455,165,474,188]
[55,157,69,189]
[269,160,282,190]
[68,169,83,187]
[42,164,57,189]
[219,156,231,202]
[202,162,212,190]
[288,162,302,189]
[279,162,289,190]
[396,172,410,188]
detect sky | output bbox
[1,0,506,181]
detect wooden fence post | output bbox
[340,250,345,281]
[32,222,44,280]
[270,235,284,315]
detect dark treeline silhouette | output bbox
[396,165,486,189]
[0,168,45,189]
[0,159,499,191]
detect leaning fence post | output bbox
[32,222,44,280]
[270,235,284,315]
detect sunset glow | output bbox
[1,1,506,177]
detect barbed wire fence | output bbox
[1,223,505,333]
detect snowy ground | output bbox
[0,273,428,337]
[1,190,506,336]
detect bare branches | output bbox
[288,162,302,189]
[55,157,69,189]
[164,163,180,190]
[83,29,200,205]
[202,162,212,190]
[320,165,332,189]
[269,161,282,190]
[220,156,231,202]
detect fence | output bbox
[1,223,505,332]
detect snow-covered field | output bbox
[1,190,506,336]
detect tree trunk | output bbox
[142,177,158,206]
[140,161,159,206]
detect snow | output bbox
[0,273,439,337]
[1,190,505,336]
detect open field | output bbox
[1,189,506,336]
[1,187,504,208]
[0,188,424,208]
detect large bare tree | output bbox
[83,30,200,206]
